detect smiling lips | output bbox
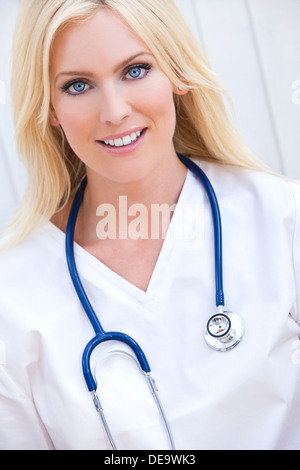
[100,129,145,148]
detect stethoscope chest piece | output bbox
[204,309,244,352]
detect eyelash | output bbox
[123,63,152,80]
[61,63,152,96]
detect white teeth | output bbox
[122,135,131,146]
[103,130,143,147]
[114,138,123,147]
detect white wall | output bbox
[0,0,299,230]
[175,0,300,177]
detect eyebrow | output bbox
[54,51,152,82]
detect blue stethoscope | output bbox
[65,153,244,449]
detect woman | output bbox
[0,0,299,450]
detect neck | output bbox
[76,152,187,246]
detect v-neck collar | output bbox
[44,169,202,302]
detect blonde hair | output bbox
[3,0,269,248]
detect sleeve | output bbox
[0,365,55,450]
[290,181,300,325]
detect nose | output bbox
[98,83,131,125]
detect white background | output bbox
[0,0,300,230]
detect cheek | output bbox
[143,76,176,131]
[55,99,95,143]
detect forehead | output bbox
[51,8,150,74]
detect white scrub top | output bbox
[0,162,299,450]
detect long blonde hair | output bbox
[3,0,269,248]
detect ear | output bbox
[49,116,60,127]
[173,85,189,96]
[49,107,60,127]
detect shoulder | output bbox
[0,222,60,274]
[196,160,300,321]
[197,160,299,218]
[0,222,67,316]
[198,159,294,193]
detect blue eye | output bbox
[125,64,151,81]
[62,80,90,95]
[72,82,86,92]
[128,67,142,79]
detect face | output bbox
[50,8,186,184]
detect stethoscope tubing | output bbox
[66,153,225,391]
[64,153,236,449]
[177,154,224,307]
[82,333,151,391]
[66,177,102,335]
[65,178,151,391]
